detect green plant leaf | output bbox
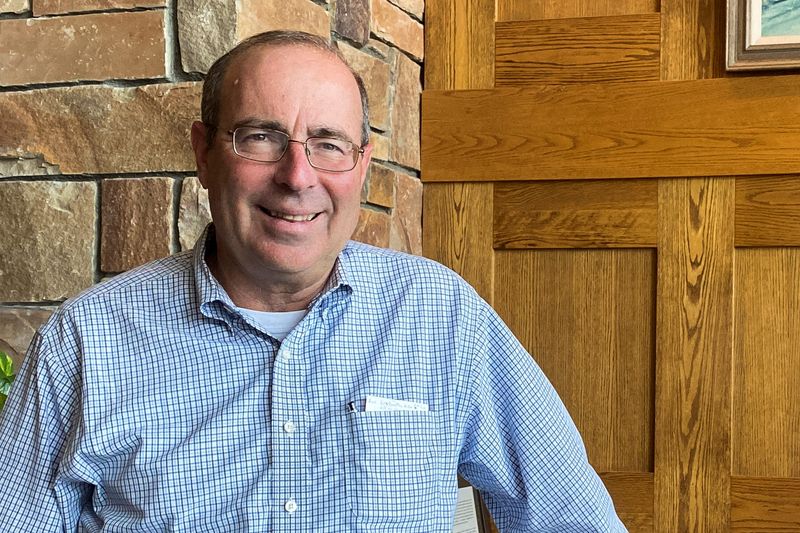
[0,394,5,411]
[0,351,13,378]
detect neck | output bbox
[206,250,333,312]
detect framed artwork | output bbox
[727,0,800,70]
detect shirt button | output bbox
[283,421,297,433]
[280,349,292,362]
[284,499,298,514]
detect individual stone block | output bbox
[352,207,390,248]
[0,0,28,14]
[335,0,370,46]
[369,132,390,162]
[390,52,421,169]
[0,181,96,302]
[0,83,200,175]
[367,163,395,208]
[0,10,166,86]
[101,177,173,272]
[0,307,54,370]
[178,177,211,251]
[32,0,164,15]
[237,0,329,42]
[339,43,391,131]
[177,0,237,75]
[179,0,330,74]
[369,0,423,60]
[389,172,421,254]
[388,0,422,19]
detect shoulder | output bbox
[342,241,467,287]
[339,241,488,315]
[39,251,195,335]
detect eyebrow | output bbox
[232,118,355,144]
[234,118,287,133]
[308,127,354,144]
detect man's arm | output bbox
[457,305,627,532]
[0,326,88,530]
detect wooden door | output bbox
[422,1,800,531]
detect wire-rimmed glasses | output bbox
[227,126,364,172]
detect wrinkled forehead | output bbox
[218,44,363,138]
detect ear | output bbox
[191,121,212,188]
[358,143,373,187]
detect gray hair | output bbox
[201,30,370,147]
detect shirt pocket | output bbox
[345,410,438,526]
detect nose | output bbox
[273,141,318,190]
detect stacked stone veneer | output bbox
[0,0,423,368]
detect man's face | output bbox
[192,44,371,295]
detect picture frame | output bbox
[727,0,800,70]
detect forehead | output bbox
[218,44,363,138]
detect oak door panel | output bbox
[496,15,660,85]
[494,179,657,248]
[494,248,655,473]
[734,248,800,478]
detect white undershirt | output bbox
[238,308,307,342]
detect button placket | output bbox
[270,339,309,527]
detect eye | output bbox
[238,128,284,145]
[312,138,349,155]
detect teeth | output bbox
[266,209,316,222]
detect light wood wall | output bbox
[423,1,800,531]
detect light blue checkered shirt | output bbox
[0,227,626,532]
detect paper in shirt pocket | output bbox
[345,409,438,526]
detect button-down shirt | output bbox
[0,227,626,532]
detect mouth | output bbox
[260,207,320,222]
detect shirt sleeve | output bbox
[0,323,89,530]
[457,304,628,532]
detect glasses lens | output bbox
[233,128,287,161]
[307,137,358,172]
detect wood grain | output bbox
[422,183,494,304]
[733,248,800,478]
[731,476,800,530]
[495,15,661,86]
[495,0,658,22]
[655,178,734,532]
[660,0,726,80]
[493,179,657,248]
[494,249,655,473]
[602,472,654,532]
[421,75,800,182]
[423,0,494,90]
[735,176,800,247]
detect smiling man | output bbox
[0,31,626,531]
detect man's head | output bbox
[190,30,374,310]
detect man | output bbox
[0,31,626,531]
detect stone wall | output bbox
[0,0,423,368]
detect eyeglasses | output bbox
[226,126,364,172]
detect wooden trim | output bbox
[655,178,734,531]
[421,75,800,182]
[493,180,657,249]
[495,15,661,86]
[422,183,494,304]
[735,176,800,247]
[731,476,800,530]
[423,0,495,90]
[660,0,726,80]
